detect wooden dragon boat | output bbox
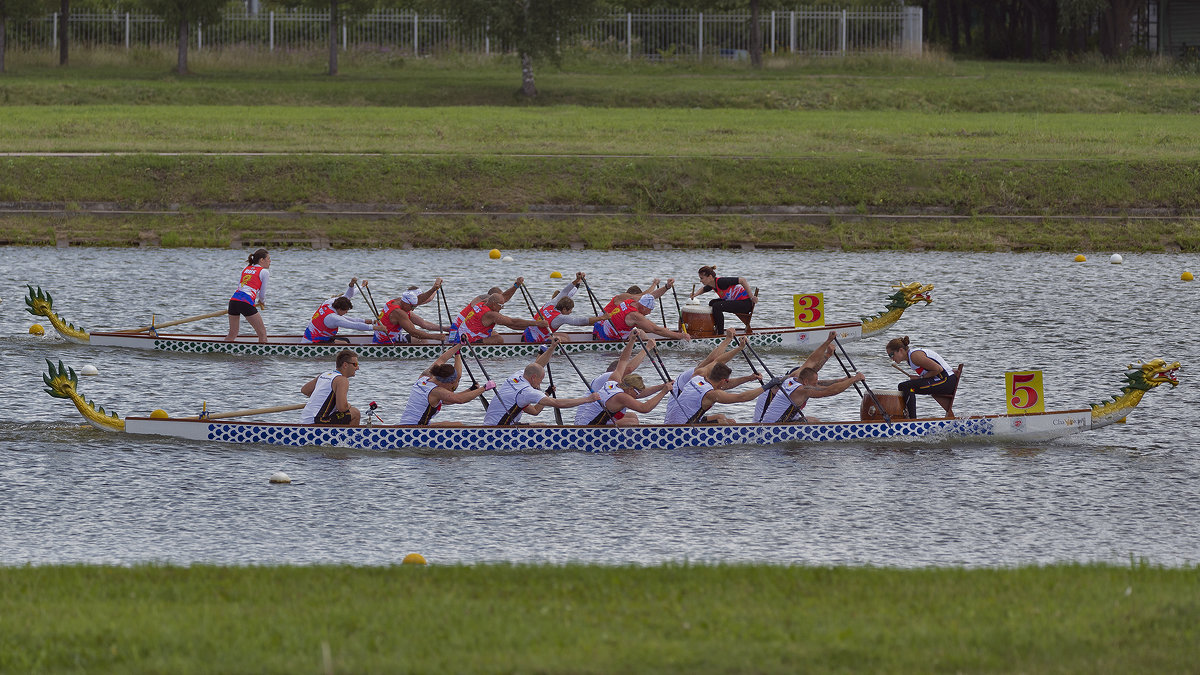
[42,357,1179,453]
[23,283,933,359]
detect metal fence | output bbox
[8,7,922,59]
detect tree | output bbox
[59,0,68,65]
[435,0,605,97]
[0,0,44,73]
[141,0,227,74]
[273,0,377,76]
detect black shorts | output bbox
[316,410,352,425]
[228,299,258,317]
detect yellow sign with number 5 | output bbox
[792,293,825,328]
[1005,370,1045,414]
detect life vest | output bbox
[908,347,953,379]
[483,374,538,425]
[304,301,340,342]
[231,264,265,304]
[453,301,494,343]
[586,380,626,425]
[522,304,562,343]
[399,376,443,425]
[300,371,340,424]
[594,300,640,341]
[722,283,750,302]
[663,374,713,424]
[374,298,409,344]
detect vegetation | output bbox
[2,562,1197,673]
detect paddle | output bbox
[545,362,564,425]
[671,284,682,326]
[183,403,304,421]
[832,335,891,424]
[742,344,806,424]
[517,282,538,320]
[118,309,229,334]
[363,282,381,320]
[437,288,490,412]
[353,280,379,320]
[634,332,673,393]
[552,338,594,392]
[582,278,603,316]
[462,339,506,411]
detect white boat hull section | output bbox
[124,409,1095,452]
[85,323,867,359]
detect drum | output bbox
[860,392,906,421]
[679,305,716,338]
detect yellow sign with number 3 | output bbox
[1005,370,1045,414]
[793,293,825,328]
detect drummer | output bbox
[887,335,958,418]
[690,265,757,333]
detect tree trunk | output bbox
[328,0,339,76]
[0,17,6,74]
[520,52,537,97]
[749,0,762,68]
[176,19,188,74]
[1099,0,1136,58]
[59,0,70,66]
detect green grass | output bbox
[1,562,1197,673]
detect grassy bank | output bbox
[1,562,1195,673]
[3,51,1200,113]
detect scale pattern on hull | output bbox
[201,417,997,453]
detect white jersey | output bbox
[759,377,805,423]
[399,376,441,425]
[300,371,339,424]
[572,371,615,424]
[664,373,713,424]
[662,367,695,424]
[483,373,545,425]
[574,380,624,425]
[909,347,953,378]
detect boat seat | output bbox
[735,287,758,334]
[931,364,964,418]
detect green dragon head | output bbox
[885,282,934,311]
[43,359,124,431]
[1122,358,1181,392]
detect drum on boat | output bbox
[860,392,906,421]
[679,304,716,338]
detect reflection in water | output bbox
[1,247,1197,567]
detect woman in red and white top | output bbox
[691,265,756,333]
[225,248,270,343]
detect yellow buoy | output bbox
[402,553,427,565]
[550,271,563,279]
[29,324,45,336]
[1074,254,1086,262]
[150,409,169,419]
[1183,271,1194,281]
[488,249,502,260]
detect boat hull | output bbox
[87,323,867,359]
[124,409,1095,453]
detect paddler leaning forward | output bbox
[522,272,607,343]
[593,293,690,342]
[302,278,380,344]
[374,279,447,344]
[398,344,495,426]
[300,348,361,425]
[450,288,548,345]
[572,330,672,426]
[483,336,600,425]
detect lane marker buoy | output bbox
[489,249,502,260]
[269,471,292,484]
[29,324,45,335]
[550,271,562,279]
[501,255,514,262]
[1110,254,1123,264]
[150,409,168,419]
[403,553,427,565]
[1182,271,1194,281]
[81,364,99,376]
[1074,254,1086,262]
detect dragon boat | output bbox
[24,283,933,359]
[43,357,1179,453]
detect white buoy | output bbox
[269,471,292,484]
[1110,254,1123,264]
[80,364,99,376]
[501,255,514,262]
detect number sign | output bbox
[1005,370,1045,414]
[793,293,825,328]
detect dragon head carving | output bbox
[1123,358,1180,392]
[887,282,934,311]
[43,359,124,431]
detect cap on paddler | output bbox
[400,290,420,305]
[638,294,655,310]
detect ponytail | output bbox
[698,265,717,278]
[247,248,269,266]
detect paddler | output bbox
[601,277,674,313]
[661,328,745,422]
[522,272,607,343]
[754,367,865,424]
[483,337,601,425]
[374,279,447,344]
[300,349,361,425]
[398,345,495,426]
[449,291,548,345]
[302,277,380,344]
[690,265,757,334]
[593,293,690,342]
[224,248,270,343]
[572,331,672,426]
[887,335,958,418]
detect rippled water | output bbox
[1,247,1197,567]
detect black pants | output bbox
[709,298,754,332]
[898,373,957,418]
